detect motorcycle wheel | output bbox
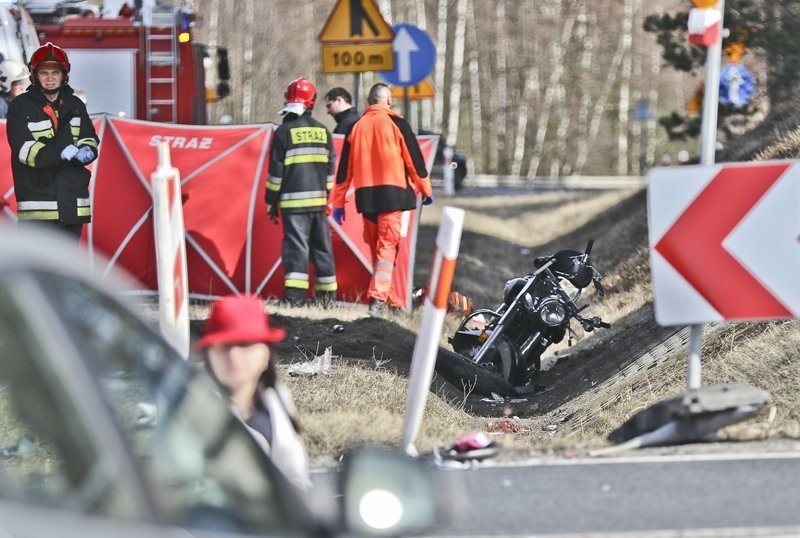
[469,335,519,384]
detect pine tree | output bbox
[644,1,800,141]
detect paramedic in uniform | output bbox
[6,42,99,240]
[265,78,338,306]
[331,83,432,315]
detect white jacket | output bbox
[243,382,312,491]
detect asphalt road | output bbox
[312,451,800,536]
[431,452,800,536]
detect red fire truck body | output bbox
[35,6,226,124]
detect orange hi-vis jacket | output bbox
[331,104,431,214]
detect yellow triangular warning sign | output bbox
[319,0,394,44]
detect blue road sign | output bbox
[379,24,436,87]
[719,64,755,108]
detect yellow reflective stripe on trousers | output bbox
[315,282,338,291]
[285,279,310,290]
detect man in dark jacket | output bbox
[323,86,359,135]
[266,78,337,306]
[7,42,99,241]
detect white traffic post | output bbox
[401,206,465,456]
[443,146,455,196]
[688,0,725,390]
[151,141,190,358]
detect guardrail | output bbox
[465,174,648,190]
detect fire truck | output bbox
[30,0,230,124]
[0,3,40,66]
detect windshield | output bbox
[0,268,306,534]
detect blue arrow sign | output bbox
[719,64,755,108]
[379,23,435,87]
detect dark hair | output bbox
[204,347,301,433]
[324,86,352,104]
[367,82,390,105]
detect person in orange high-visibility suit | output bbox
[331,83,433,316]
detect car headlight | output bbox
[538,298,566,326]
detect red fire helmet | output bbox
[29,42,71,84]
[284,77,316,108]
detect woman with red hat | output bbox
[198,294,311,491]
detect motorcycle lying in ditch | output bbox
[437,240,610,397]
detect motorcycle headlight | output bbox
[538,298,566,326]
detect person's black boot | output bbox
[368,298,384,317]
[282,290,307,306]
[316,291,336,308]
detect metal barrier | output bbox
[466,174,648,190]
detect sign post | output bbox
[690,0,725,390]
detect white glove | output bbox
[60,144,79,161]
[75,146,96,163]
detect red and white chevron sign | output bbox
[648,160,800,326]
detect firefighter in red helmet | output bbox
[6,42,99,240]
[265,78,338,305]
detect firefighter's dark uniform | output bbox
[7,84,98,233]
[266,110,337,304]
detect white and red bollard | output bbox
[401,206,465,456]
[687,7,722,47]
[151,141,190,358]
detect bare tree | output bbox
[187,0,691,176]
[465,0,483,171]
[444,0,467,147]
[494,1,509,173]
[525,3,575,178]
[616,0,636,175]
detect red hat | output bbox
[198,295,286,348]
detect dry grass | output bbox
[168,182,800,461]
[283,362,485,464]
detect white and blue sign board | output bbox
[719,64,755,108]
[379,23,436,87]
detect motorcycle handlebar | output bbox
[576,313,610,332]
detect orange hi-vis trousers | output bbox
[363,210,404,308]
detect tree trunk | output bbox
[466,0,483,173]
[445,0,467,147]
[526,6,574,178]
[433,0,448,128]
[574,6,627,174]
[572,0,596,176]
[413,0,431,124]
[241,0,254,123]
[616,0,634,176]
[510,67,538,177]
[494,1,508,173]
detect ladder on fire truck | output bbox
[143,5,178,123]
